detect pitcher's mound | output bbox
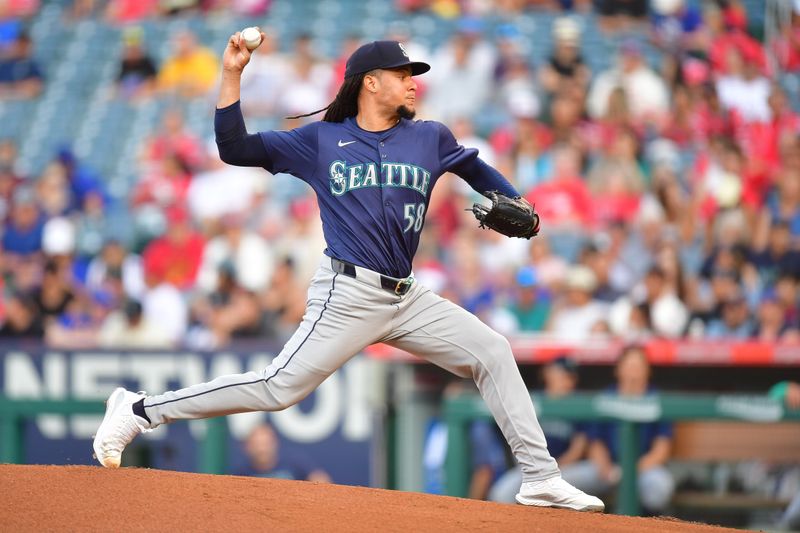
[0,465,733,532]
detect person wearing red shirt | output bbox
[526,145,593,229]
[142,207,205,290]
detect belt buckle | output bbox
[395,276,414,296]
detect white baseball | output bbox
[240,27,262,51]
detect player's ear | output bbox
[363,70,380,93]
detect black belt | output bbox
[330,257,414,296]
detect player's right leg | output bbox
[385,286,604,511]
[93,259,391,468]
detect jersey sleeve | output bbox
[259,123,320,180]
[435,122,519,198]
[436,121,479,174]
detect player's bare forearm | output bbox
[216,28,264,109]
[217,70,242,109]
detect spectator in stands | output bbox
[45,291,104,348]
[196,212,273,294]
[157,29,218,97]
[73,191,110,266]
[189,261,262,348]
[35,162,70,218]
[141,266,188,345]
[538,17,589,99]
[772,3,800,74]
[754,291,799,342]
[526,236,568,290]
[587,40,669,124]
[755,169,800,248]
[132,152,193,210]
[187,140,264,230]
[0,31,43,99]
[0,292,43,337]
[117,27,157,100]
[570,346,675,513]
[611,266,689,339]
[547,265,609,340]
[426,18,496,122]
[260,256,306,341]
[85,240,145,300]
[54,149,108,213]
[272,195,326,286]
[142,206,205,291]
[504,266,551,333]
[236,422,331,482]
[496,53,539,125]
[704,292,754,339]
[142,109,204,172]
[489,356,588,503]
[586,127,646,227]
[748,220,800,288]
[526,145,593,231]
[650,0,705,54]
[31,258,74,324]
[707,1,767,77]
[277,33,333,119]
[98,299,172,349]
[493,111,553,192]
[3,187,44,259]
[716,48,771,124]
[0,139,22,222]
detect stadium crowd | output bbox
[1,0,800,351]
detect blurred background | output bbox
[1,0,800,529]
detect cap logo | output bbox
[398,42,409,58]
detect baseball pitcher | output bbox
[93,30,603,512]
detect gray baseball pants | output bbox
[144,256,559,483]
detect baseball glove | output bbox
[470,191,540,239]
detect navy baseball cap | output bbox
[344,40,430,79]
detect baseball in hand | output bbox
[240,27,262,51]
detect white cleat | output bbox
[516,477,605,512]
[92,388,151,468]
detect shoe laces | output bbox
[101,410,150,453]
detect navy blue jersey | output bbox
[216,102,518,278]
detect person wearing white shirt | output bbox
[587,42,669,122]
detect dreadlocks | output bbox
[286,71,375,122]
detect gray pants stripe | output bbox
[145,274,338,410]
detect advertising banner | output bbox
[0,345,372,485]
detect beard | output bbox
[396,105,416,120]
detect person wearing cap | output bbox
[506,266,551,332]
[92,30,605,513]
[538,17,590,98]
[117,26,157,100]
[547,265,610,341]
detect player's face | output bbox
[377,67,417,118]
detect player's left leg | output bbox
[384,284,604,511]
[93,260,396,467]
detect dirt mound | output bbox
[0,465,734,532]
